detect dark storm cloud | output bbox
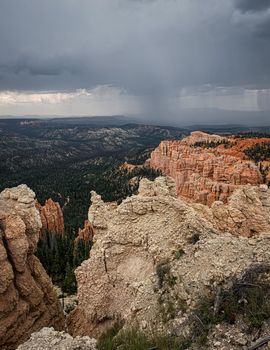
[0,0,270,96]
[233,0,270,39]
[235,0,270,13]
[1,54,84,76]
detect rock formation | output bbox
[75,220,94,244]
[211,184,270,237]
[147,131,270,206]
[0,185,65,350]
[67,177,270,340]
[17,327,97,350]
[120,161,143,172]
[36,198,64,236]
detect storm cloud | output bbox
[0,0,270,119]
[235,0,270,13]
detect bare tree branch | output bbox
[246,335,270,350]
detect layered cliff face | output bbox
[67,177,270,340]
[36,198,64,236]
[0,185,65,350]
[148,131,270,206]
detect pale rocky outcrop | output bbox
[36,198,64,236]
[184,130,227,145]
[0,185,65,350]
[67,177,270,339]
[211,184,270,237]
[120,161,143,172]
[17,327,97,350]
[147,131,270,206]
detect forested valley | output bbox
[0,118,172,293]
[2,118,270,294]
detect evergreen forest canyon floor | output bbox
[0,117,186,233]
[1,117,270,349]
[1,117,270,234]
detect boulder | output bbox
[16,327,97,350]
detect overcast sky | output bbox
[0,0,270,123]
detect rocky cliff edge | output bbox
[0,185,65,350]
[67,177,270,346]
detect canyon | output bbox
[1,176,270,349]
[1,130,270,349]
[148,131,270,206]
[0,118,187,236]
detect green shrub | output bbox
[244,142,270,163]
[167,275,177,287]
[192,140,231,149]
[158,295,177,323]
[156,263,171,289]
[176,296,188,313]
[97,324,192,350]
[174,249,185,259]
[237,132,270,138]
[156,262,178,289]
[97,319,124,350]
[191,263,270,343]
